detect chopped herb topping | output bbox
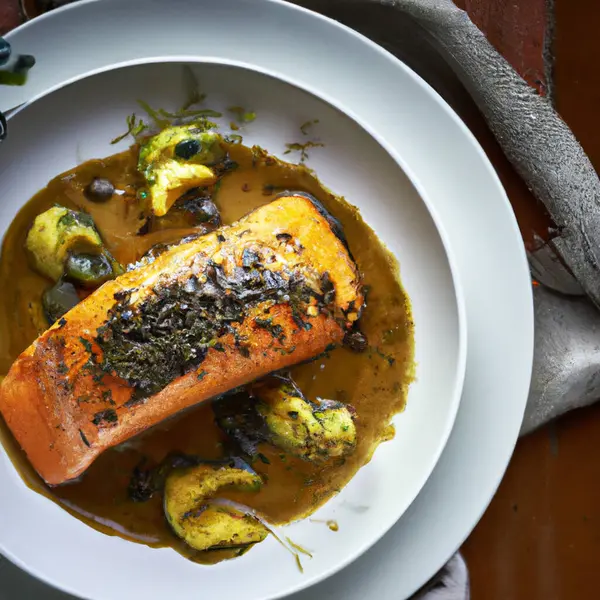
[56,362,68,375]
[254,317,286,342]
[79,336,94,354]
[92,408,118,427]
[96,260,325,401]
[101,389,116,406]
[257,453,271,465]
[300,119,319,135]
[284,141,324,163]
[373,346,396,366]
[241,248,260,268]
[111,113,148,145]
[79,429,91,447]
[228,106,256,124]
[59,210,95,229]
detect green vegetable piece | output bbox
[64,253,114,287]
[164,460,266,552]
[42,280,80,324]
[138,124,225,216]
[256,382,357,462]
[25,206,103,281]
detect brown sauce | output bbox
[0,143,414,561]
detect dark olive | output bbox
[343,330,368,353]
[174,139,201,160]
[65,253,114,287]
[42,280,80,324]
[176,189,221,227]
[85,177,115,202]
[0,39,11,67]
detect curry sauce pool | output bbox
[0,141,414,562]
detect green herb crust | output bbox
[96,259,336,402]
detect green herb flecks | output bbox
[111,113,149,145]
[92,408,118,427]
[284,141,324,163]
[79,429,91,447]
[96,260,322,402]
[111,69,218,145]
[79,336,94,354]
[102,389,116,406]
[255,318,285,343]
[300,119,319,135]
[228,106,256,124]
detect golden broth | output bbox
[0,142,414,562]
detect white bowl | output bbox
[0,59,466,600]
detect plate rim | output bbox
[0,54,467,600]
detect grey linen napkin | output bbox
[3,0,600,598]
[295,0,600,598]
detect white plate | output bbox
[0,1,534,598]
[0,59,465,599]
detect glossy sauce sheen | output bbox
[0,143,414,560]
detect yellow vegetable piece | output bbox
[25,206,102,281]
[138,125,223,216]
[164,461,265,552]
[169,504,268,552]
[148,160,216,217]
[256,382,357,462]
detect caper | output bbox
[85,177,115,202]
[42,280,80,324]
[176,189,221,227]
[65,253,114,287]
[174,139,201,160]
[343,330,368,353]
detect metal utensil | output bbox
[0,37,36,140]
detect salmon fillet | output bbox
[0,194,364,485]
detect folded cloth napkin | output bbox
[2,0,600,599]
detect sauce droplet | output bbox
[327,520,339,532]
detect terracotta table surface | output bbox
[1,1,600,599]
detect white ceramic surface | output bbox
[0,60,465,600]
[0,1,534,598]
